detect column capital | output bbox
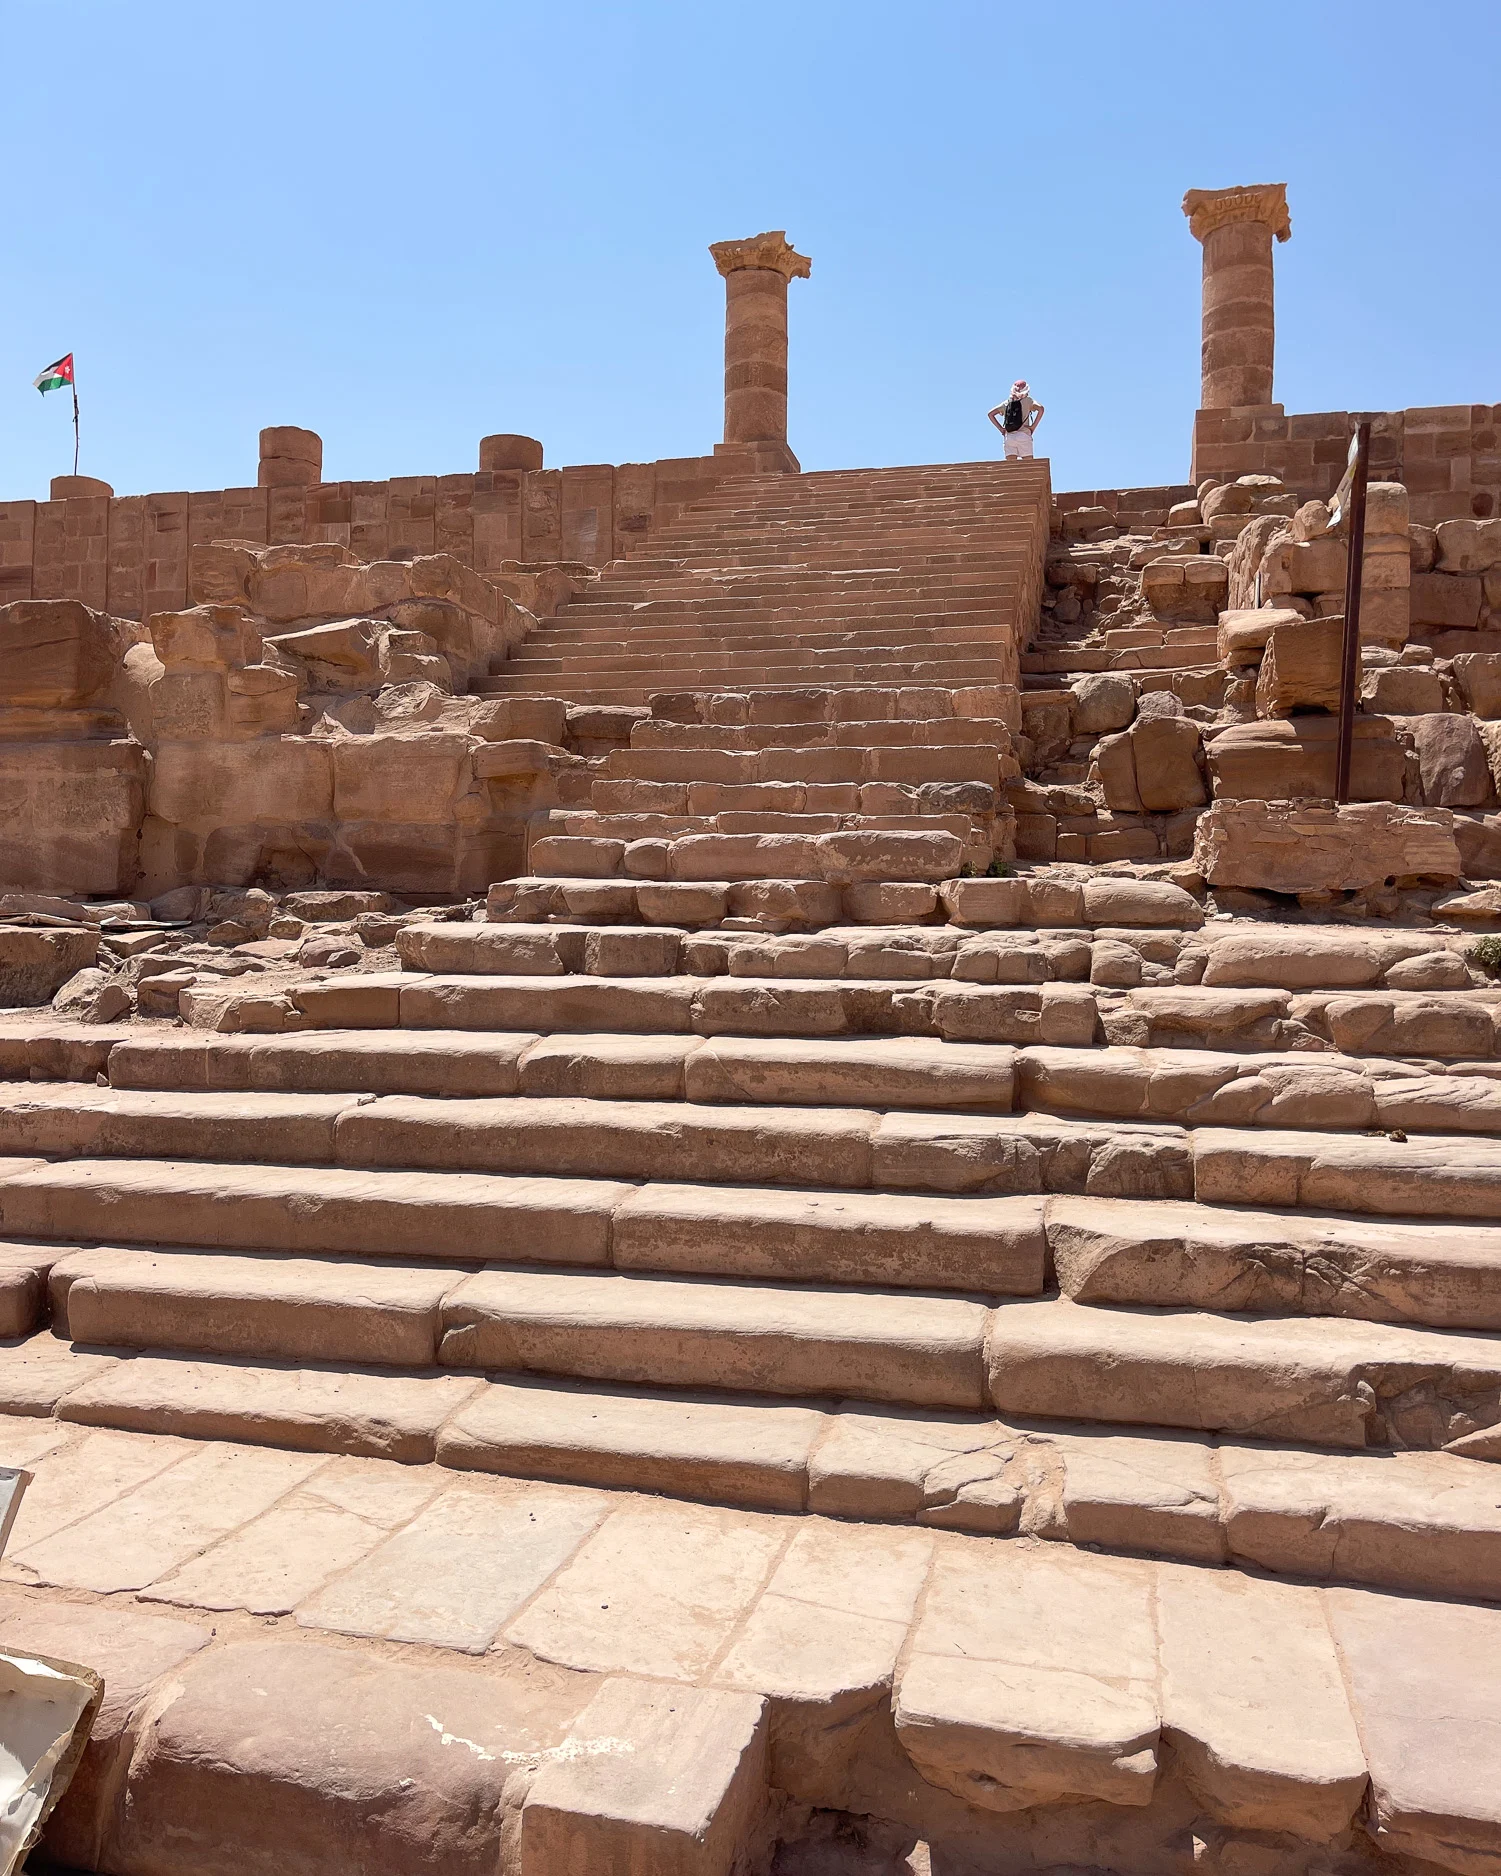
[710,230,811,282]
[1182,183,1291,245]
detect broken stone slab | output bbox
[1193,799,1461,893]
[1046,1193,1501,1330]
[521,1677,770,1876]
[1157,1563,1367,1841]
[987,1297,1501,1448]
[108,1633,593,1876]
[1325,1586,1501,1876]
[1220,1443,1501,1601]
[805,1405,1025,1531]
[894,1541,1159,1812]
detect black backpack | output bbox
[1002,395,1026,432]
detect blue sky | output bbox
[1,0,1497,504]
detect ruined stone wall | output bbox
[1191,403,1501,523]
[0,444,789,617]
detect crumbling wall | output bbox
[0,443,795,617]
[1192,403,1501,525]
[0,542,635,899]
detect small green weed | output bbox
[1469,936,1501,979]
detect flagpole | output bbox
[71,379,80,476]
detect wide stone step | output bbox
[987,1297,1501,1451]
[440,1267,991,1408]
[46,1249,993,1410]
[52,1247,469,1367]
[34,1228,1501,1448]
[12,1151,1501,1333]
[102,1026,1501,1141]
[2,1394,1497,1874]
[10,1079,1501,1218]
[4,1336,1499,1604]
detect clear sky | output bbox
[1,0,1497,505]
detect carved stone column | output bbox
[709,231,811,447]
[1182,184,1291,409]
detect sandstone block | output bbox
[1194,800,1461,892]
[1412,569,1483,629]
[1254,616,1344,715]
[1454,654,1501,718]
[1411,713,1494,807]
[0,926,98,1006]
[112,1634,585,1876]
[0,1594,211,1872]
[1325,1588,1501,1876]
[895,1544,1158,1812]
[1204,717,1405,802]
[1435,516,1501,574]
[529,835,625,877]
[522,1678,769,1876]
[1130,715,1206,811]
[1157,1564,1366,1840]
[1361,664,1447,714]
[1217,606,1303,667]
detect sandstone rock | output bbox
[111,1633,588,1876]
[1070,673,1135,734]
[1456,816,1501,880]
[1092,731,1142,813]
[1411,713,1494,807]
[1361,664,1447,714]
[51,967,130,1022]
[1436,517,1501,575]
[1204,716,1405,803]
[1194,800,1461,893]
[0,926,99,1006]
[1453,654,1501,718]
[1254,616,1343,716]
[1129,716,1206,812]
[0,599,137,709]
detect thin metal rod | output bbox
[1334,420,1371,804]
[71,382,80,477]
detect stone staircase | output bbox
[480,458,1050,706]
[6,463,1501,1874]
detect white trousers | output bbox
[1003,429,1035,460]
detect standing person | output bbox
[988,380,1044,459]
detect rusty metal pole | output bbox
[1333,420,1372,804]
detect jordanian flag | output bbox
[33,354,74,395]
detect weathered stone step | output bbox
[52,1247,470,1367]
[103,1027,1501,1142]
[45,1247,992,1409]
[988,1297,1501,1451]
[3,1397,1497,1875]
[440,1268,991,1408]
[13,1151,1501,1333]
[41,1229,1501,1444]
[0,1158,1047,1293]
[7,1337,1501,1605]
